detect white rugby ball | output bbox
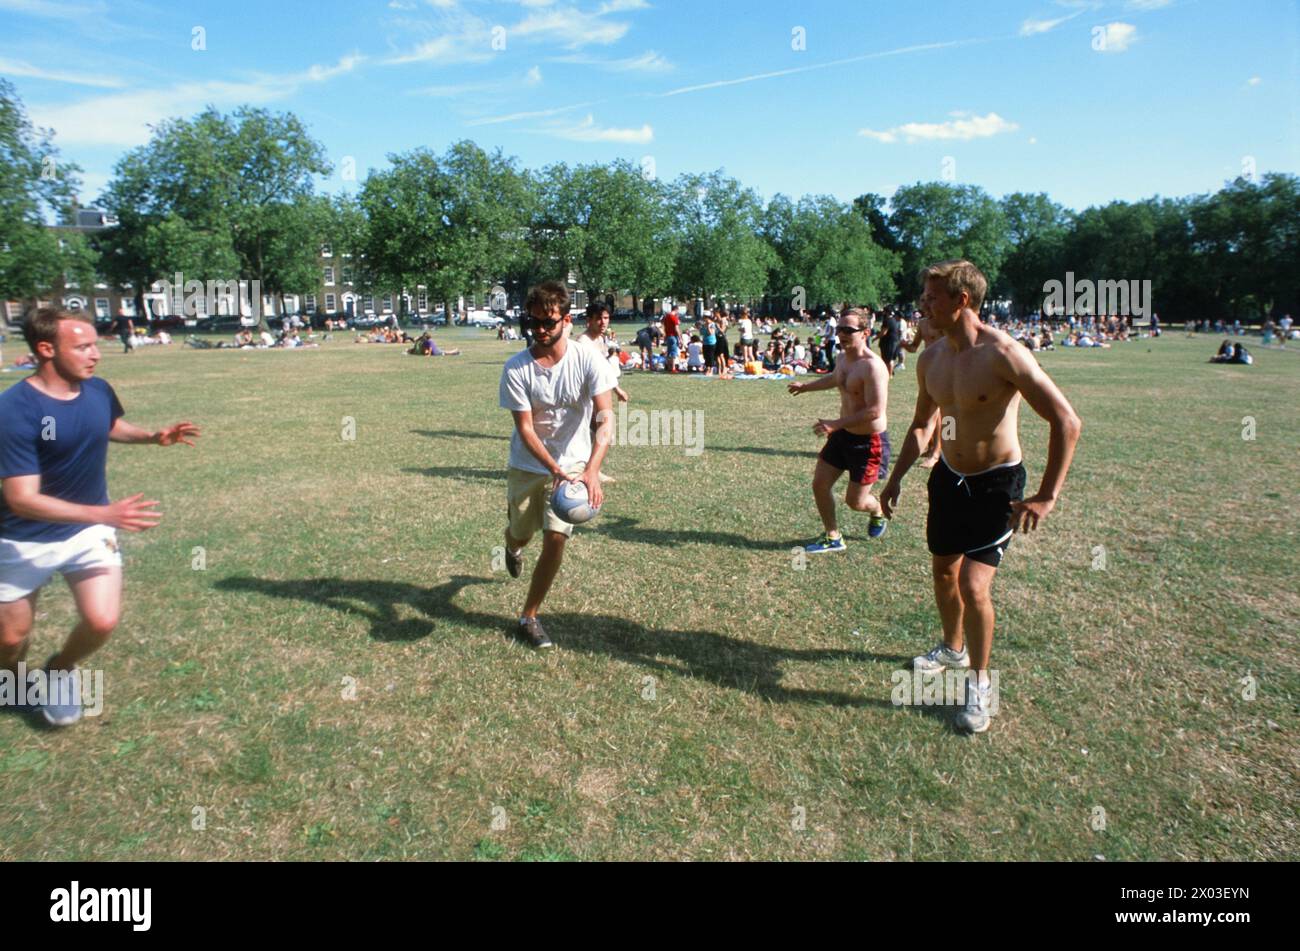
[551,480,600,524]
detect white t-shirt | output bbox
[739,318,754,340]
[574,332,620,381]
[499,341,614,475]
[687,342,704,367]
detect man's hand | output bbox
[580,468,604,509]
[788,381,806,395]
[156,422,200,447]
[615,387,629,403]
[104,493,162,532]
[813,418,838,437]
[1008,494,1056,533]
[880,479,901,520]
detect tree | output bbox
[763,194,897,311]
[889,182,1010,300]
[997,192,1072,315]
[668,171,775,305]
[852,193,902,255]
[0,79,90,301]
[545,160,678,311]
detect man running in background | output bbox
[900,307,944,468]
[499,282,614,649]
[880,261,1081,734]
[0,308,200,726]
[788,309,890,553]
[876,308,903,377]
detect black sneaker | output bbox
[518,617,553,649]
[505,546,523,579]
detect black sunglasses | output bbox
[835,326,863,334]
[529,316,565,330]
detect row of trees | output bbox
[2,80,1296,321]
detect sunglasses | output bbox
[530,316,565,330]
[835,326,863,334]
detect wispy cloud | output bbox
[1020,9,1085,36]
[0,0,107,19]
[1125,0,1173,10]
[1095,22,1138,52]
[859,111,1019,144]
[543,112,652,143]
[413,65,541,97]
[466,101,595,126]
[659,39,984,98]
[552,49,672,72]
[0,55,125,88]
[28,54,364,147]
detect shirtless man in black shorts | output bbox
[881,260,1081,733]
[788,310,890,553]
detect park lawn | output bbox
[0,328,1295,861]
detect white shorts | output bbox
[0,524,122,601]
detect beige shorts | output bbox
[506,466,586,543]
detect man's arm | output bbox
[788,372,838,395]
[998,343,1082,532]
[1,474,161,531]
[109,417,200,446]
[880,354,941,518]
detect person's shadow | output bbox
[214,573,939,715]
[589,514,857,552]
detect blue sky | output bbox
[3,0,1297,212]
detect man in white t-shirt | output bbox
[575,302,627,483]
[498,282,614,649]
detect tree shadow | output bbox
[213,573,940,716]
[403,466,505,483]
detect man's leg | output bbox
[845,480,882,517]
[931,554,964,651]
[957,557,998,672]
[0,591,39,674]
[49,567,121,670]
[522,531,567,618]
[812,460,844,534]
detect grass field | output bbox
[0,327,1295,861]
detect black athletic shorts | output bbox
[819,429,890,485]
[880,341,900,364]
[926,458,1027,568]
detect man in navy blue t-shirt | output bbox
[0,308,199,726]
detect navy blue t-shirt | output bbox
[0,376,124,542]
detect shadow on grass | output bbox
[591,514,824,553]
[214,573,938,715]
[403,466,505,483]
[707,445,815,460]
[411,429,509,442]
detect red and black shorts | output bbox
[819,429,890,486]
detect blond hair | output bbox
[918,259,988,312]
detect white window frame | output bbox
[325,293,336,312]
[324,266,335,286]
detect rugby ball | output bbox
[551,480,601,524]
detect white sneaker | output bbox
[955,678,992,734]
[911,642,969,673]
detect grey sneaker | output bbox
[955,678,993,734]
[518,617,553,650]
[40,664,82,727]
[912,642,969,673]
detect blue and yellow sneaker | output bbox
[804,532,846,554]
[867,516,888,539]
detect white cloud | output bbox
[598,0,649,12]
[0,56,125,88]
[859,111,1019,144]
[1125,0,1173,10]
[1095,22,1138,52]
[29,54,363,147]
[512,6,630,47]
[547,113,652,143]
[1247,76,1262,86]
[1020,11,1083,36]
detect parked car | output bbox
[466,309,504,328]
